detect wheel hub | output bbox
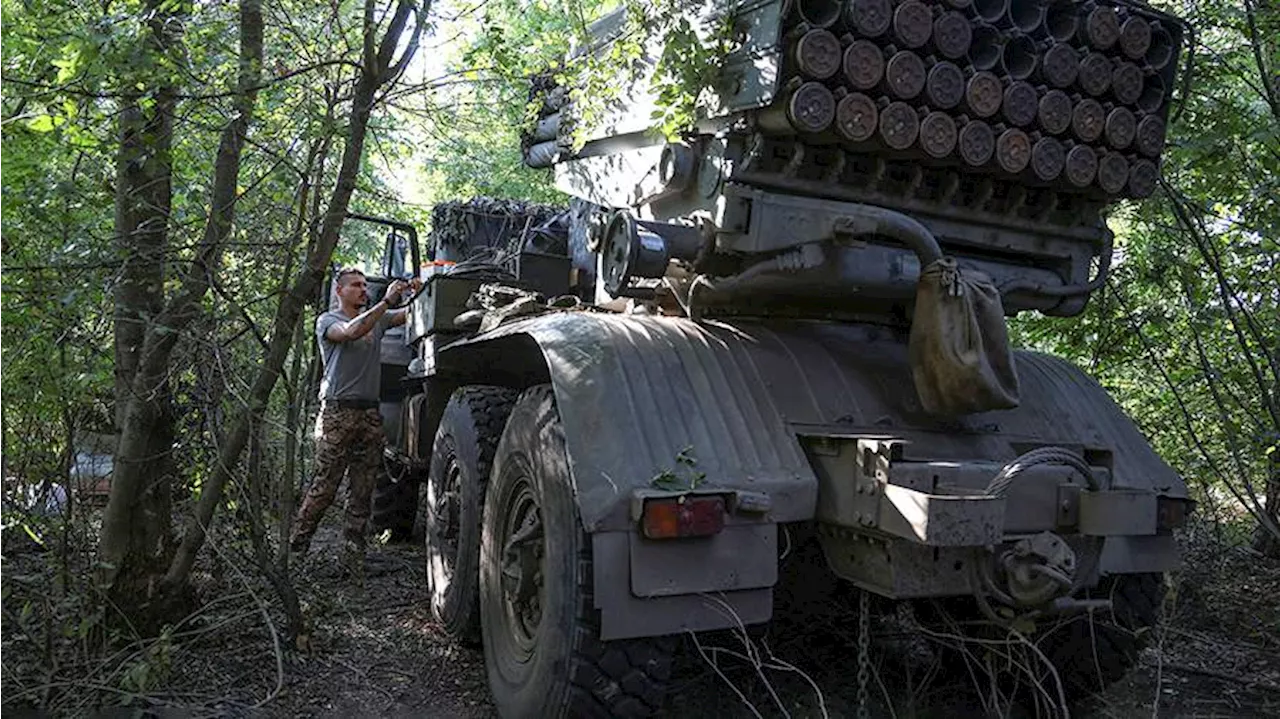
[500,484,545,646]
[430,460,464,582]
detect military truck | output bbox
[364,1,1193,716]
[356,201,574,540]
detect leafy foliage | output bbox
[1011,0,1279,546]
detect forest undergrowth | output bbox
[3,510,1278,718]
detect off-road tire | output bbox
[1040,572,1165,694]
[421,385,518,644]
[913,572,1165,710]
[480,385,675,719]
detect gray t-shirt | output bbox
[316,310,392,402]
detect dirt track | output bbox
[254,522,1280,718]
[4,517,1278,718]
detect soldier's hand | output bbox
[385,279,407,304]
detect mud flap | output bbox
[592,531,775,641]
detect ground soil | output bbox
[3,517,1278,718]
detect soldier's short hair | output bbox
[336,267,365,286]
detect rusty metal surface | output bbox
[440,313,1186,537]
[805,437,1005,544]
[818,527,974,598]
[805,432,1166,546]
[891,461,1089,534]
[877,484,1004,546]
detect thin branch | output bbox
[1243,0,1280,122]
[1161,181,1280,427]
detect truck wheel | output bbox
[1040,572,1165,694]
[480,385,675,719]
[421,386,518,644]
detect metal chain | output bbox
[857,588,871,719]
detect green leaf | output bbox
[22,524,42,544]
[52,40,84,83]
[25,115,56,133]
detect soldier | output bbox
[289,268,419,576]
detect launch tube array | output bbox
[765,0,1178,198]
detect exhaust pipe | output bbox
[833,90,879,143]
[1002,80,1038,127]
[890,0,933,49]
[787,0,842,29]
[791,27,842,80]
[1111,61,1144,105]
[919,111,958,158]
[1063,142,1098,188]
[1104,105,1136,150]
[1037,89,1073,135]
[1118,14,1152,60]
[842,38,886,90]
[931,10,972,60]
[973,0,1008,24]
[843,0,892,38]
[1007,0,1045,33]
[1136,73,1166,113]
[759,80,837,134]
[1135,114,1166,157]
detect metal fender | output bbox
[437,312,823,532]
[437,312,820,639]
[438,312,1186,523]
[435,312,1186,636]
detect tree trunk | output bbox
[1256,382,1280,557]
[164,0,428,587]
[0,386,7,555]
[99,0,264,630]
[100,0,181,628]
[1258,453,1280,557]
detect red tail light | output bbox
[641,496,726,539]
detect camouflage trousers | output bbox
[290,406,384,553]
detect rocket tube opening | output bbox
[970,24,1003,71]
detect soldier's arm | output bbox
[326,280,407,342]
[325,302,390,343]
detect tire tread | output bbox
[566,542,676,718]
[1041,572,1164,694]
[428,385,518,642]
[485,385,673,719]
